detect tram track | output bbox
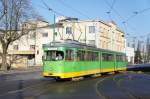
[0,78,85,98]
[95,75,116,99]
[113,71,150,99]
[94,71,150,99]
[94,73,135,99]
[113,72,140,99]
[117,72,150,99]
[1,71,150,99]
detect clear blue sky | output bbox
[31,0,150,40]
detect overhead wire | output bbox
[104,0,150,50]
[106,0,116,21]
[109,0,116,12]
[104,0,124,21]
[103,0,139,38]
[41,0,88,41]
[57,0,91,19]
[56,0,125,43]
[54,0,92,41]
[41,0,67,39]
[124,7,150,23]
[123,7,150,36]
[122,7,150,41]
[41,0,137,43]
[41,0,86,40]
[55,0,106,40]
[105,0,129,37]
[41,0,67,17]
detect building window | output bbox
[42,32,48,37]
[13,45,18,50]
[37,50,39,55]
[88,40,95,45]
[66,27,72,34]
[30,32,36,39]
[30,45,35,50]
[54,32,57,36]
[89,26,96,33]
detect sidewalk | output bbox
[0,66,42,75]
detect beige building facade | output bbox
[55,18,125,52]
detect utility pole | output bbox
[85,25,86,44]
[53,14,56,42]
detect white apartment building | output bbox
[125,47,135,64]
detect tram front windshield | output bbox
[44,50,64,61]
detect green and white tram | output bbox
[42,40,127,79]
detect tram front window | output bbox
[44,51,64,61]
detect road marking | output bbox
[95,72,141,99]
[94,77,109,99]
[113,73,140,99]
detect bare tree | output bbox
[134,40,142,64]
[146,36,150,62]
[0,0,37,71]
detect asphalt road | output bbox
[0,68,150,99]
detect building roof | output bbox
[47,17,125,34]
[49,23,64,28]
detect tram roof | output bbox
[43,40,125,54]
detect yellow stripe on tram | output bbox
[43,67,126,78]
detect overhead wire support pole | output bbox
[85,25,86,44]
[41,0,59,42]
[53,14,56,42]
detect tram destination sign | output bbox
[47,47,57,50]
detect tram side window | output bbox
[46,51,56,61]
[122,55,127,62]
[45,51,64,61]
[93,52,99,61]
[85,51,90,61]
[116,55,121,61]
[65,50,74,61]
[116,55,125,62]
[77,50,85,61]
[84,51,88,61]
[77,50,99,61]
[90,52,99,61]
[102,53,113,61]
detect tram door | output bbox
[114,54,117,71]
[115,54,125,71]
[99,52,102,73]
[65,49,75,72]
